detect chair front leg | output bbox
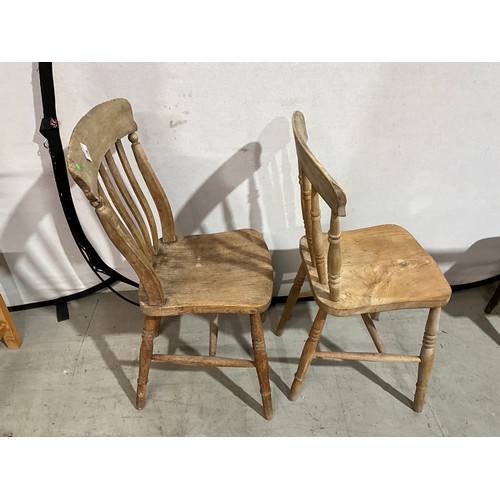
[276,261,307,336]
[413,307,440,412]
[153,317,162,337]
[250,313,273,420]
[136,315,158,410]
[289,308,327,401]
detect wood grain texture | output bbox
[138,229,273,316]
[67,98,137,203]
[300,225,451,316]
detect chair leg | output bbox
[289,308,327,401]
[209,314,219,356]
[136,315,158,410]
[250,313,273,420]
[153,317,162,338]
[485,281,500,313]
[361,314,385,353]
[413,307,440,412]
[276,261,307,336]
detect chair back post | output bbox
[128,132,176,243]
[292,110,346,301]
[298,167,316,267]
[327,212,341,301]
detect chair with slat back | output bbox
[276,110,452,412]
[67,98,274,419]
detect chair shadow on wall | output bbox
[152,142,273,414]
[154,117,301,407]
[110,129,303,413]
[432,237,500,348]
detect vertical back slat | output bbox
[128,133,176,243]
[99,162,152,260]
[96,185,165,306]
[105,148,154,257]
[115,139,160,255]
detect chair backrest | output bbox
[292,111,347,301]
[67,98,176,306]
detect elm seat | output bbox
[139,229,273,317]
[301,224,451,317]
[276,110,452,413]
[67,98,274,420]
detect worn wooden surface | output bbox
[0,294,22,349]
[300,225,451,316]
[280,110,452,412]
[139,229,273,316]
[67,98,274,419]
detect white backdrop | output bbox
[1,62,500,306]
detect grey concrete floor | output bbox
[1,282,500,437]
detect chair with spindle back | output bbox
[276,111,452,412]
[67,98,274,419]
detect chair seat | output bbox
[301,224,452,316]
[139,228,273,316]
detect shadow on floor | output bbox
[443,283,500,348]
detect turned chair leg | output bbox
[153,317,162,338]
[250,313,273,420]
[276,261,307,336]
[413,307,440,412]
[136,315,158,410]
[289,308,327,401]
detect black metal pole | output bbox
[8,62,139,322]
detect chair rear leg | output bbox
[276,261,307,336]
[250,313,273,420]
[413,307,440,412]
[289,308,327,401]
[209,314,219,356]
[136,315,158,410]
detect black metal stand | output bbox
[7,62,139,321]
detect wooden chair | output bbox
[276,111,452,412]
[66,98,274,419]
